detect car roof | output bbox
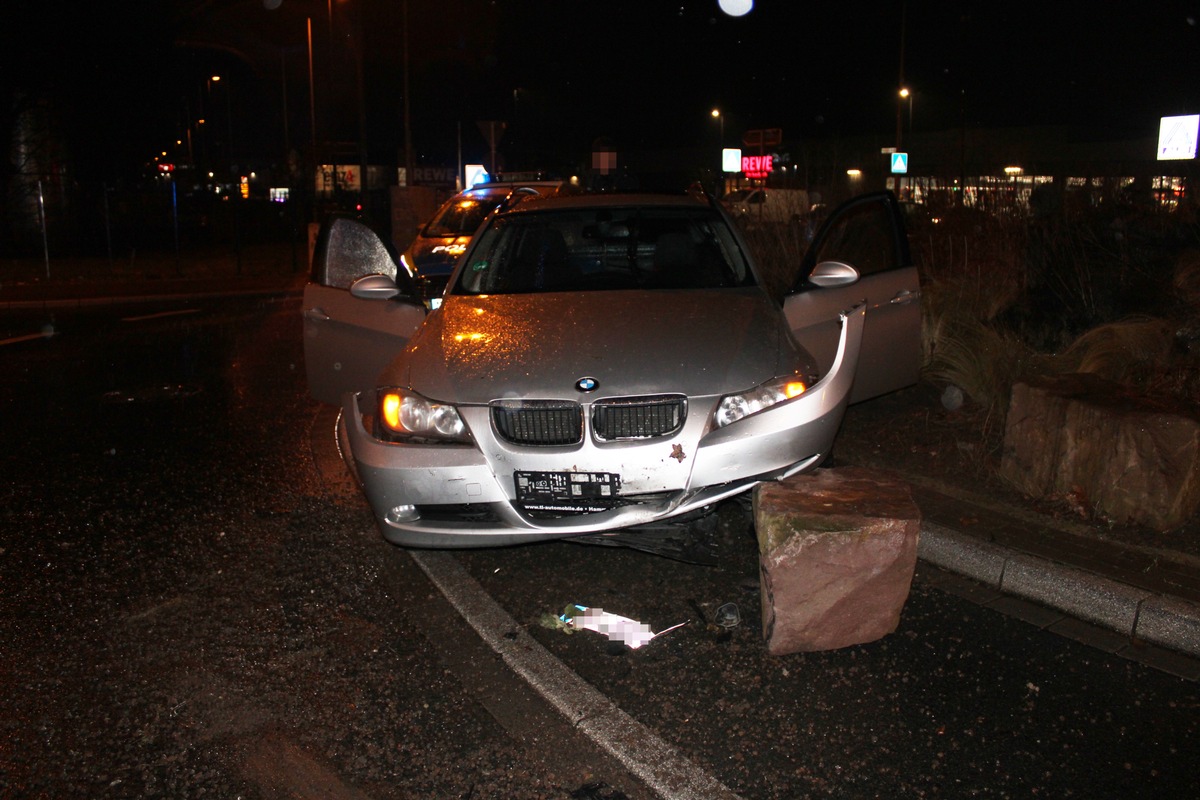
[472,180,564,189]
[429,183,560,213]
[493,192,715,215]
[458,185,521,199]
[462,180,564,196]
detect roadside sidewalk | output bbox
[1,243,308,310]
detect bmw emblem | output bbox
[575,377,598,393]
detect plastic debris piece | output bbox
[714,602,741,628]
[941,384,965,411]
[559,604,685,649]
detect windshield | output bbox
[453,206,756,295]
[422,193,501,237]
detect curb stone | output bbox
[919,522,1200,663]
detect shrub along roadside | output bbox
[741,201,1200,429]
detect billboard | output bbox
[741,154,773,179]
[316,165,389,194]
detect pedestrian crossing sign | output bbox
[891,152,908,174]
[1157,115,1198,161]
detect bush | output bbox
[742,200,1200,426]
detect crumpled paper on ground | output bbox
[559,603,687,649]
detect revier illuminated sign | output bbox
[742,154,773,179]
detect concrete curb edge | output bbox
[919,522,1200,659]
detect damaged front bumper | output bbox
[339,304,866,548]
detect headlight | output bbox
[714,375,810,428]
[378,388,471,443]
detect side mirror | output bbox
[350,273,403,300]
[808,260,860,288]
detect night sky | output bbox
[5,0,1199,184]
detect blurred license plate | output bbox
[515,471,621,509]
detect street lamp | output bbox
[207,73,242,271]
[711,108,725,194]
[900,87,913,134]
[206,74,234,178]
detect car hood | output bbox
[381,289,807,404]
[403,235,471,278]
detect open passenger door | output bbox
[302,217,428,406]
[783,191,921,404]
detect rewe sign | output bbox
[742,154,773,179]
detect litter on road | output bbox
[714,602,741,628]
[558,604,688,649]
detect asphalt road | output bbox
[2,296,1197,799]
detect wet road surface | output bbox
[1,296,1197,798]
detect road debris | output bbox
[557,604,687,649]
[714,602,741,628]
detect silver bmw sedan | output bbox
[303,189,919,548]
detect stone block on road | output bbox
[755,467,920,655]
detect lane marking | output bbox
[121,308,201,322]
[309,404,743,797]
[0,330,55,346]
[411,550,745,800]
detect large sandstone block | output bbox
[1000,374,1200,531]
[755,467,921,655]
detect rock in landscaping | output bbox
[755,467,920,655]
[1000,374,1200,531]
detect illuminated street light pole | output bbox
[209,74,233,177]
[895,0,907,196]
[210,74,242,272]
[895,0,906,150]
[711,108,724,193]
[897,86,913,200]
[203,75,217,177]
